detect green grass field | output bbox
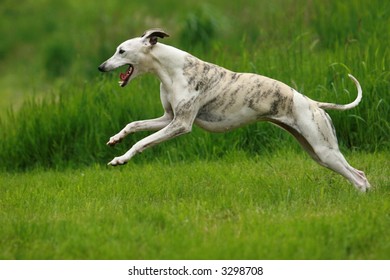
[0,0,389,260]
[1,151,389,259]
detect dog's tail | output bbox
[317,74,362,111]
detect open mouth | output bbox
[118,64,134,87]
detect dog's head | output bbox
[98,29,169,87]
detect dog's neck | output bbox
[147,43,189,85]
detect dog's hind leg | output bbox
[312,147,370,192]
[270,111,370,192]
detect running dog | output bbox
[98,29,370,191]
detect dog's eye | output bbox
[118,49,125,54]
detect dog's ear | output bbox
[142,29,170,46]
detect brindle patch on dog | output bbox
[183,55,295,120]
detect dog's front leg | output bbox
[108,118,192,166]
[107,113,173,146]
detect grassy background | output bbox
[0,0,389,259]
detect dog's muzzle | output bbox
[98,63,134,87]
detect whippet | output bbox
[98,29,370,192]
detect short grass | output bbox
[1,151,389,260]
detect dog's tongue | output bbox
[119,65,133,81]
[119,71,130,81]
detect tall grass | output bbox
[0,0,388,170]
[0,76,293,170]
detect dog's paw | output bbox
[106,136,122,146]
[107,157,128,166]
[360,181,372,193]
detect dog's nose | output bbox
[98,63,106,72]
